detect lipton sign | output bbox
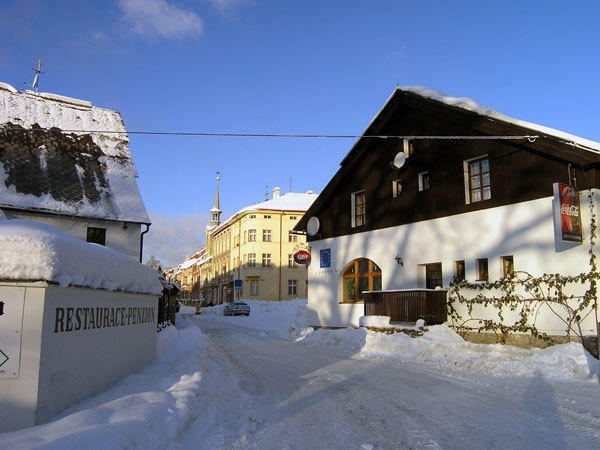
[294,250,311,265]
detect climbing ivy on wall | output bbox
[448,191,600,344]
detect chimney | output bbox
[306,190,314,194]
[273,187,280,199]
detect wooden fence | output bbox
[363,289,447,324]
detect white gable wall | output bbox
[307,190,599,335]
[3,209,142,260]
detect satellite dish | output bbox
[307,216,320,236]
[391,152,406,169]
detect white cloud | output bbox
[205,0,250,14]
[118,0,203,40]
[143,212,208,267]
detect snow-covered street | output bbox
[174,317,600,449]
[2,300,600,449]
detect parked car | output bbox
[223,302,250,316]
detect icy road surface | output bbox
[174,317,600,449]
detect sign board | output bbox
[554,183,583,242]
[234,279,243,291]
[320,248,331,268]
[0,286,25,379]
[294,250,311,266]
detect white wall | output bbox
[0,283,157,432]
[307,191,600,333]
[4,209,142,260]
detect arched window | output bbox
[342,258,382,303]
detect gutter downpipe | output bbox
[279,212,283,300]
[139,223,151,263]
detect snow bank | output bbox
[303,325,600,382]
[0,219,162,294]
[0,322,211,449]
[178,304,197,314]
[359,315,391,328]
[199,299,598,381]
[200,299,312,338]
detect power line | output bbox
[1,127,539,141]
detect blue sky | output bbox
[3,1,600,266]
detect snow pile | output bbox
[0,323,211,449]
[0,219,162,294]
[178,303,197,314]
[200,299,312,338]
[359,315,391,328]
[303,325,600,381]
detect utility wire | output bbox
[1,127,539,141]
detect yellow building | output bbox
[198,178,317,304]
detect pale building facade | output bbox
[194,181,317,304]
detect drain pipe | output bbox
[139,223,151,263]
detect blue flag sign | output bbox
[234,279,243,291]
[320,248,331,268]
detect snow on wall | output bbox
[307,191,600,333]
[0,82,150,223]
[0,219,162,294]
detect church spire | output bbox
[209,172,222,228]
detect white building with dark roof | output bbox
[0,82,150,261]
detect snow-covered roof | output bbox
[0,219,162,294]
[0,82,150,223]
[398,86,600,153]
[178,249,211,270]
[222,192,318,224]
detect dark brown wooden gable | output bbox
[296,90,600,241]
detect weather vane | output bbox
[31,59,44,93]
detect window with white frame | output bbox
[263,229,272,242]
[289,231,297,242]
[464,157,491,203]
[418,171,430,191]
[288,254,296,268]
[248,253,256,268]
[249,229,256,241]
[288,280,297,295]
[351,190,366,227]
[251,280,259,296]
[262,253,271,267]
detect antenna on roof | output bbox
[31,59,44,93]
[265,184,269,201]
[289,176,292,193]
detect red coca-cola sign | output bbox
[558,183,582,242]
[294,250,311,265]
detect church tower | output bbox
[209,173,222,228]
